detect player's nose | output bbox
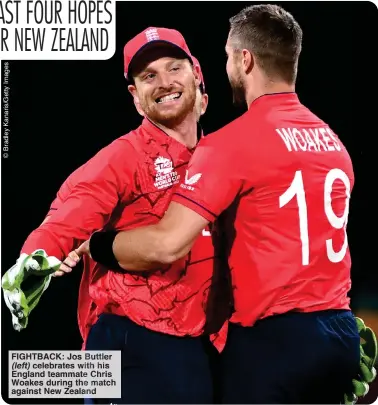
[156,72,173,89]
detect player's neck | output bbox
[245,80,295,108]
[152,113,198,149]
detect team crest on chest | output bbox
[153,156,180,190]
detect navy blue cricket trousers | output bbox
[84,313,213,404]
[220,309,361,404]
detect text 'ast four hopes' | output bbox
[0,0,114,52]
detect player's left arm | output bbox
[85,132,244,271]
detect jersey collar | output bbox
[141,117,203,151]
[249,92,298,109]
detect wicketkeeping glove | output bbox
[1,250,61,331]
[344,317,377,404]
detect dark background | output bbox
[1,1,377,404]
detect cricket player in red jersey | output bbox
[83,6,365,404]
[42,58,220,352]
[16,28,229,404]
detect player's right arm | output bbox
[20,139,137,261]
[39,166,78,226]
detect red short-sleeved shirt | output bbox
[173,93,354,326]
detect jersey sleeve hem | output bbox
[172,193,217,222]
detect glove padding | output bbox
[1,250,61,331]
[344,317,377,404]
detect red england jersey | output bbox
[173,93,354,327]
[22,118,227,350]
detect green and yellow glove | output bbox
[344,317,377,404]
[1,250,61,331]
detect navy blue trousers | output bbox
[220,309,361,404]
[84,313,213,404]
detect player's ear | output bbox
[200,93,209,116]
[192,64,201,88]
[242,49,254,74]
[128,85,144,117]
[128,84,137,99]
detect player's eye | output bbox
[144,73,156,80]
[170,66,180,72]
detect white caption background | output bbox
[9,351,122,398]
[0,0,116,60]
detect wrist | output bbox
[89,231,123,270]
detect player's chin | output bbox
[154,103,187,120]
[154,111,181,124]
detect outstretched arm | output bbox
[84,201,209,271]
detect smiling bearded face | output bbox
[129,46,198,127]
